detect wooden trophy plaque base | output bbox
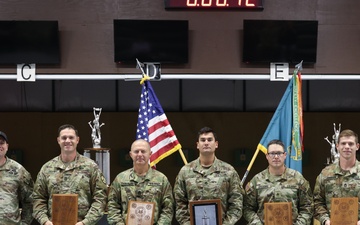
[264,202,292,225]
[126,201,155,225]
[52,194,78,225]
[331,197,358,225]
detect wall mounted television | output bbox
[0,20,60,65]
[113,19,188,64]
[242,20,318,64]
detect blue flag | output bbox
[256,73,303,173]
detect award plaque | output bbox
[189,199,222,225]
[331,197,358,225]
[126,201,155,225]
[52,194,78,225]
[264,202,292,225]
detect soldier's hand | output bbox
[324,220,330,225]
[44,221,53,225]
[75,222,84,225]
[357,220,360,225]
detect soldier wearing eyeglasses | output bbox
[243,139,313,225]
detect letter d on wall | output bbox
[144,62,161,80]
[17,64,36,82]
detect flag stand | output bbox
[178,149,188,165]
[241,148,260,185]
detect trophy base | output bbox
[84,148,110,185]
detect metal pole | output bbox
[102,149,110,185]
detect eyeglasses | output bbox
[267,152,286,158]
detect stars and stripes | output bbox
[136,80,182,167]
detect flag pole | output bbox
[241,148,261,186]
[178,149,188,165]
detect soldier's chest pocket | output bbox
[280,184,298,198]
[343,178,360,190]
[207,175,227,189]
[2,179,18,192]
[143,185,162,201]
[188,175,224,190]
[256,185,273,195]
[257,184,272,190]
[75,171,91,191]
[323,178,341,198]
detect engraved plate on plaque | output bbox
[264,202,292,225]
[331,197,358,225]
[52,194,78,225]
[126,201,155,225]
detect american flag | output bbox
[136,80,182,167]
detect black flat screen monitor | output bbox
[0,20,60,65]
[243,20,318,64]
[114,19,188,64]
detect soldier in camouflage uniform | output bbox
[243,139,313,225]
[0,131,34,225]
[32,124,107,225]
[314,129,360,225]
[107,139,174,225]
[174,127,243,225]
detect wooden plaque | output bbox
[331,197,358,225]
[126,201,155,225]
[52,194,78,225]
[264,202,292,225]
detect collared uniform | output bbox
[314,161,360,225]
[174,157,243,225]
[107,168,174,225]
[32,152,107,225]
[0,157,34,225]
[243,167,313,225]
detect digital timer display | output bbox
[165,0,263,10]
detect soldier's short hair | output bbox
[338,129,359,143]
[267,139,285,151]
[197,127,218,141]
[58,124,79,137]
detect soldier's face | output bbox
[266,144,286,169]
[337,136,359,161]
[0,137,8,159]
[57,128,79,153]
[197,132,218,155]
[130,141,151,165]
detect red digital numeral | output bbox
[202,0,212,6]
[238,0,255,6]
[187,0,197,6]
[216,0,227,6]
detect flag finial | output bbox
[295,60,303,73]
[136,58,150,85]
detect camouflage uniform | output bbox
[107,167,174,225]
[174,157,243,225]
[314,161,360,224]
[0,157,34,225]
[243,167,313,225]
[32,152,107,225]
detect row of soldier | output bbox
[0,125,359,225]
